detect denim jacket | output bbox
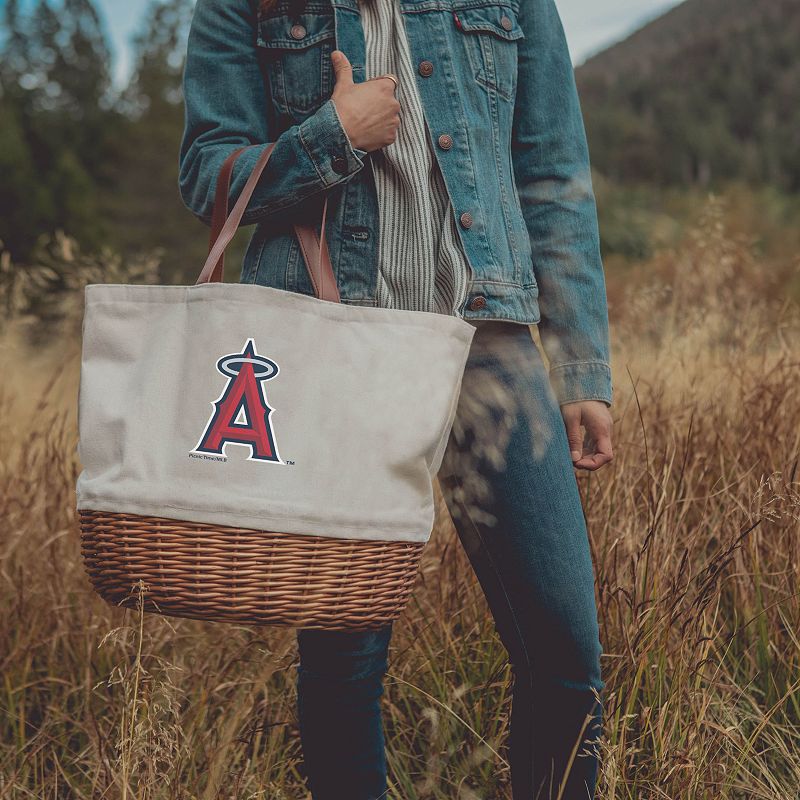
[179,0,613,406]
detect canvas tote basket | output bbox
[76,142,475,629]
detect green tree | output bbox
[105,0,215,283]
[0,0,123,258]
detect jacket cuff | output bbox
[298,98,366,186]
[549,361,613,407]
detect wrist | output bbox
[330,99,362,152]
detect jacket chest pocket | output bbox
[453,4,524,101]
[257,12,336,119]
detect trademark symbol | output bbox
[285,460,295,465]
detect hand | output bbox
[561,400,614,471]
[330,50,400,152]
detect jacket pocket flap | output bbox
[455,6,524,41]
[257,13,335,50]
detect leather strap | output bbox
[294,195,334,301]
[208,145,249,283]
[199,144,340,303]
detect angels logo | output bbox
[192,338,283,463]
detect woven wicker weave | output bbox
[79,511,424,629]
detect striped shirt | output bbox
[359,0,471,315]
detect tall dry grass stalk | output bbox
[1,195,799,798]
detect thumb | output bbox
[331,50,354,86]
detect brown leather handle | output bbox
[199,144,340,303]
[207,145,249,283]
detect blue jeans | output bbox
[296,322,605,799]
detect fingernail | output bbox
[571,451,581,461]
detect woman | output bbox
[180,0,614,797]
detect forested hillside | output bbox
[0,0,198,269]
[576,0,800,189]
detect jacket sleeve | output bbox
[179,0,366,226]
[511,0,613,407]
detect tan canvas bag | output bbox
[76,143,475,629]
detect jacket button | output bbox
[331,155,348,174]
[459,211,473,229]
[500,15,513,31]
[469,295,487,311]
[290,24,307,40]
[418,60,434,77]
[437,133,453,150]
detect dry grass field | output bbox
[1,196,799,799]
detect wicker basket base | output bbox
[79,511,425,630]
